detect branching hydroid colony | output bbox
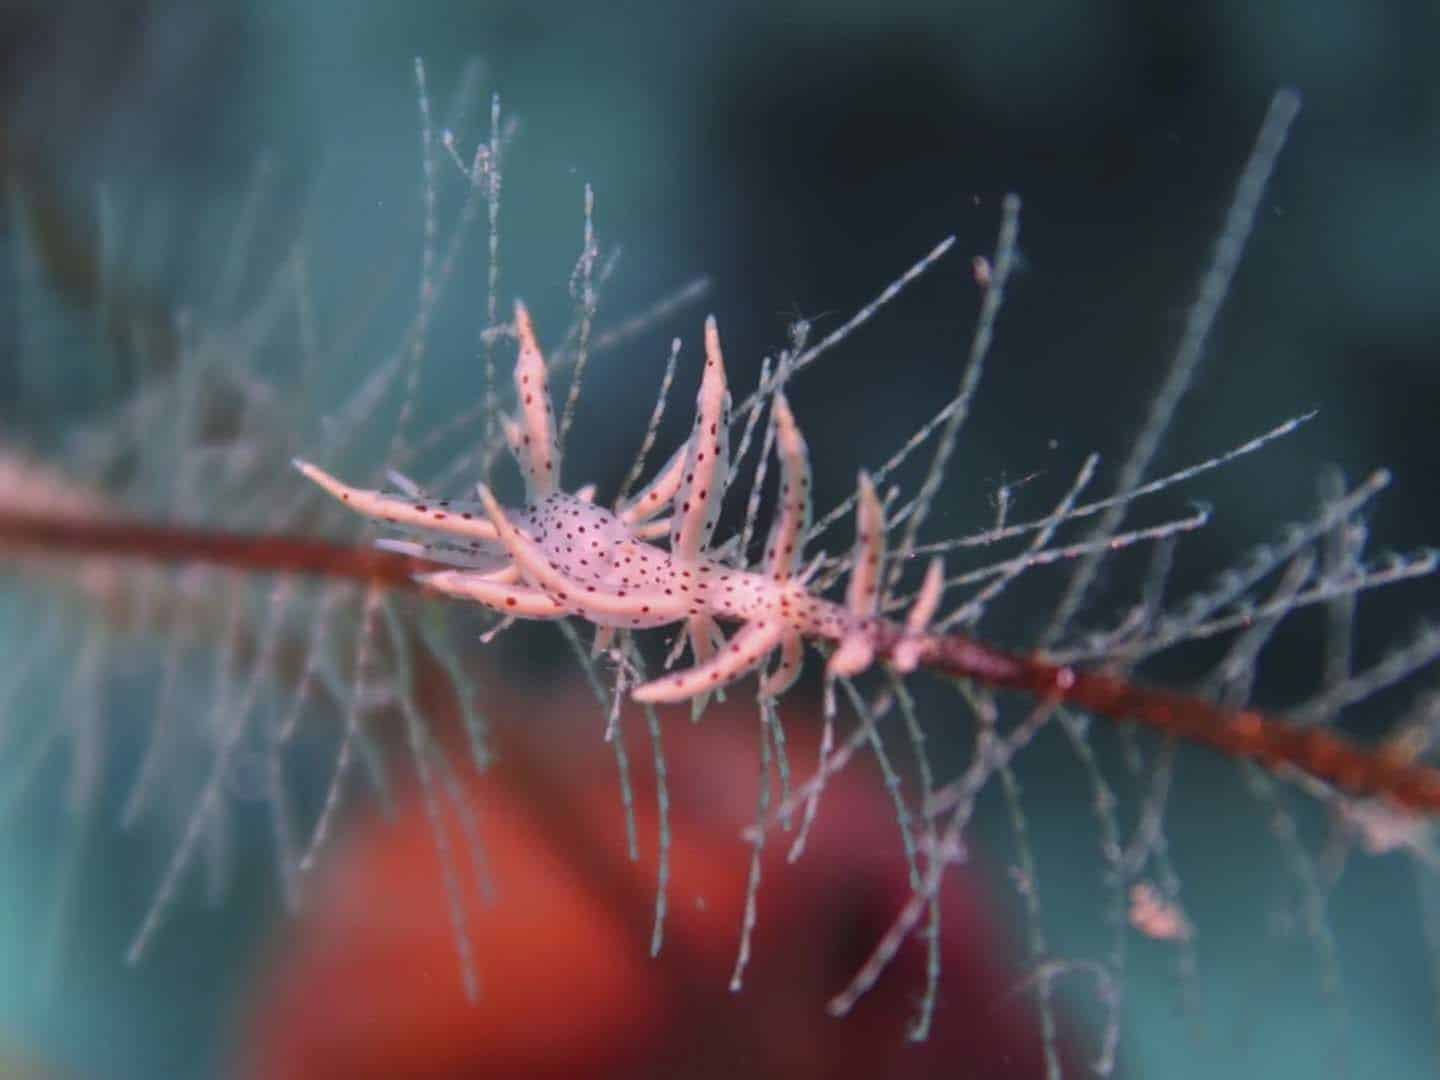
[286,87,1440,1061]
[299,289,1440,812]
[4,62,1440,1074]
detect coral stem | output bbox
[6,505,1436,812]
[0,510,446,589]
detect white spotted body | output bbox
[518,493,657,600]
[296,302,927,705]
[510,490,858,637]
[518,491,861,629]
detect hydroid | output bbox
[1,59,1437,1080]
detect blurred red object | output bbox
[240,687,1083,1078]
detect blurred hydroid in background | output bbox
[2,2,1439,1077]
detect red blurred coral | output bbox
[240,689,1079,1078]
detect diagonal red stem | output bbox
[878,623,1440,812]
[5,507,1437,812]
[0,509,447,589]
